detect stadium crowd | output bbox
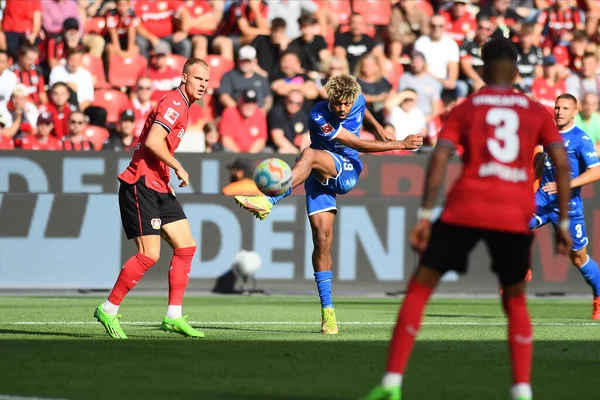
[0,0,600,155]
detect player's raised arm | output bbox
[145,123,188,187]
[363,107,395,142]
[334,127,423,152]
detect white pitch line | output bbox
[2,321,600,326]
[0,396,68,400]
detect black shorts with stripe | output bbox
[118,177,186,240]
[421,220,534,286]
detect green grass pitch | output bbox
[0,296,598,400]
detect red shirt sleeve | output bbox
[437,104,464,148]
[538,105,562,148]
[258,110,267,140]
[154,95,184,133]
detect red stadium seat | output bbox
[353,0,392,26]
[83,125,110,150]
[92,89,130,124]
[82,53,110,89]
[84,17,106,35]
[205,55,234,89]
[108,54,148,89]
[165,54,187,74]
[318,0,351,26]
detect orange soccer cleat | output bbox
[592,297,600,320]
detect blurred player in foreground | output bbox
[235,74,424,334]
[360,38,572,400]
[93,58,210,339]
[530,94,600,319]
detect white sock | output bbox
[382,372,403,389]
[511,383,532,399]
[166,305,182,319]
[102,300,119,315]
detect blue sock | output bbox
[267,187,292,205]
[578,256,600,297]
[314,271,333,308]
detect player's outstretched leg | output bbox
[359,267,439,400]
[570,248,600,319]
[161,220,205,338]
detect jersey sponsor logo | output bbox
[478,161,528,182]
[151,218,162,230]
[164,107,180,125]
[177,129,185,138]
[587,151,598,158]
[320,123,334,134]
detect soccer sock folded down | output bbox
[314,271,333,308]
[578,256,600,297]
[504,294,533,386]
[107,252,156,307]
[267,187,292,205]
[168,246,196,308]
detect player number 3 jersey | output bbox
[118,88,190,193]
[437,87,564,234]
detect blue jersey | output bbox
[537,125,600,216]
[307,94,366,167]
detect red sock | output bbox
[386,279,434,373]
[108,252,156,305]
[504,295,533,385]
[168,246,196,306]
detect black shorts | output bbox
[422,221,534,285]
[118,177,186,240]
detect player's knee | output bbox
[298,147,315,164]
[139,247,161,263]
[312,229,332,251]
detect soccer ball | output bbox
[232,250,262,278]
[253,158,292,196]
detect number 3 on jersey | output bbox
[486,108,520,163]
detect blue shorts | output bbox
[529,207,588,251]
[305,151,361,216]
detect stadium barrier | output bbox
[1,151,599,294]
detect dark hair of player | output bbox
[481,38,518,85]
[556,93,578,106]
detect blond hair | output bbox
[325,74,362,103]
[353,54,383,80]
[183,57,210,73]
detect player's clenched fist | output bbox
[400,133,424,150]
[175,167,189,187]
[409,219,432,253]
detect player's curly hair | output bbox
[325,74,362,103]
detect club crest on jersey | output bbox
[164,107,180,124]
[151,218,162,230]
[320,123,334,134]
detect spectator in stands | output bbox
[203,122,223,153]
[355,54,394,131]
[384,88,427,142]
[0,50,18,103]
[316,56,350,99]
[267,0,321,40]
[398,51,442,123]
[476,0,522,29]
[134,0,192,59]
[334,12,384,73]
[104,0,140,61]
[267,90,309,153]
[219,89,267,153]
[414,14,462,97]
[62,111,95,151]
[531,54,566,114]
[181,0,234,61]
[75,1,107,59]
[222,157,263,196]
[0,84,39,141]
[43,0,81,36]
[49,48,94,111]
[553,30,588,77]
[566,51,600,102]
[536,0,585,53]
[440,0,476,46]
[289,14,330,79]
[10,43,48,105]
[0,116,15,150]
[1,0,42,60]
[39,82,78,139]
[127,77,154,135]
[103,109,137,151]
[459,16,493,93]
[147,45,180,103]
[253,18,289,77]
[270,51,318,113]
[516,23,543,92]
[575,93,600,152]
[388,0,430,63]
[215,0,270,49]
[218,46,272,111]
[510,0,538,22]
[17,112,63,151]
[43,18,87,74]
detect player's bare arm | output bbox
[542,165,600,194]
[145,123,189,187]
[334,127,423,152]
[533,151,545,180]
[363,108,395,142]
[546,144,573,255]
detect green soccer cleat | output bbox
[358,385,401,400]
[94,304,127,339]
[321,307,339,335]
[161,315,205,338]
[234,195,273,220]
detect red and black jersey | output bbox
[0,136,15,150]
[216,0,268,36]
[42,35,86,63]
[105,8,140,39]
[537,6,584,46]
[9,64,45,104]
[18,134,63,150]
[61,135,95,151]
[39,103,77,139]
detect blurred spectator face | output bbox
[11,91,27,110]
[571,36,588,56]
[280,53,301,77]
[400,94,417,112]
[68,113,85,136]
[555,0,569,10]
[64,28,81,47]
[136,78,154,102]
[582,55,597,78]
[493,0,510,13]
[51,85,70,107]
[240,99,257,118]
[230,168,246,182]
[38,120,54,137]
[0,52,8,73]
[151,54,167,69]
[452,1,468,18]
[19,49,38,70]
[205,125,220,148]
[300,22,315,40]
[239,57,255,74]
[476,19,494,41]
[360,56,379,78]
[582,93,599,116]
[411,55,426,74]
[328,59,345,77]
[430,16,446,41]
[66,52,83,73]
[271,26,286,44]
[120,120,135,136]
[117,0,131,15]
[349,14,364,36]
[521,29,535,49]
[543,63,557,79]
[285,91,304,114]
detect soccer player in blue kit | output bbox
[235,74,424,334]
[531,93,600,319]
